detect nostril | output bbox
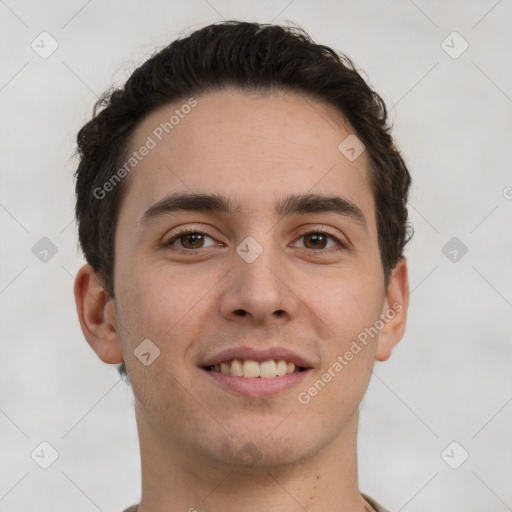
[235,309,246,316]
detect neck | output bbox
[134,403,373,512]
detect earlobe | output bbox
[73,264,124,364]
[375,258,409,362]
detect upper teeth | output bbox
[212,359,299,378]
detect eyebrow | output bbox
[141,192,367,229]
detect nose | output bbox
[218,244,299,326]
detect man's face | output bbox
[111,90,394,468]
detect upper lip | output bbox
[201,346,315,369]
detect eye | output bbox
[164,227,347,253]
[293,229,347,251]
[165,228,218,250]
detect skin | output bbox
[74,90,409,512]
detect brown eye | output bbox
[166,230,217,250]
[302,233,329,249]
[294,230,344,251]
[179,233,206,249]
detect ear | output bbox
[375,258,409,362]
[73,264,123,364]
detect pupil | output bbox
[185,234,202,247]
[307,234,326,248]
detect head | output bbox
[74,21,411,470]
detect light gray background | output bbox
[1,1,511,511]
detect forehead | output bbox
[118,90,374,229]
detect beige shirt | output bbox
[123,493,391,512]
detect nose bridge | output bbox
[237,232,284,298]
[220,231,297,323]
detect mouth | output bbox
[200,348,314,397]
[203,358,309,378]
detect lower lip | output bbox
[202,368,311,397]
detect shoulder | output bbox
[362,493,392,512]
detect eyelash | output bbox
[164,227,348,253]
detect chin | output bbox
[205,427,318,472]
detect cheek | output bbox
[113,266,198,390]
[306,274,383,401]
[115,269,199,413]
[297,296,379,428]
[316,272,384,342]
[116,262,200,336]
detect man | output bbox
[73,21,411,512]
